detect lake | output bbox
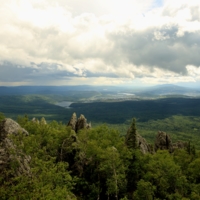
[55,101,73,108]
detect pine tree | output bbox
[125,118,137,149]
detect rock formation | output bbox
[67,113,91,133]
[32,117,39,124]
[154,131,172,151]
[172,141,188,151]
[126,131,152,154]
[0,118,28,140]
[125,123,151,154]
[0,118,31,180]
[136,134,152,154]
[40,117,47,125]
[154,131,187,152]
[32,117,47,125]
[76,114,91,132]
[67,113,77,131]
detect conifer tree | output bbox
[125,118,137,149]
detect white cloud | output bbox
[186,65,200,77]
[0,0,200,85]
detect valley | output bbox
[1,84,200,199]
[1,84,200,149]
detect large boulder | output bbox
[0,118,31,179]
[0,118,28,140]
[67,113,91,133]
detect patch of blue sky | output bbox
[153,0,164,7]
[142,0,164,17]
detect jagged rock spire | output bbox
[67,113,91,133]
[67,112,77,131]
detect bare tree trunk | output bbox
[113,167,118,200]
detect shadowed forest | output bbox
[1,94,200,148]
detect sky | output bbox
[0,0,200,86]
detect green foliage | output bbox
[125,118,137,149]
[0,116,75,199]
[2,95,200,124]
[143,151,187,199]
[190,184,200,199]
[2,113,200,199]
[133,179,156,200]
[0,112,5,121]
[74,125,129,199]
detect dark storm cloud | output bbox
[108,26,200,75]
[1,63,68,84]
[0,62,35,82]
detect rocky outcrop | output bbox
[154,131,172,151]
[32,117,47,125]
[125,126,152,154]
[32,117,39,124]
[125,129,153,154]
[154,131,187,152]
[171,141,188,153]
[76,114,91,132]
[0,118,28,140]
[137,134,152,154]
[67,113,77,131]
[67,113,91,133]
[0,118,31,179]
[40,117,47,125]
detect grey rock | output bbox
[67,113,91,133]
[0,118,31,179]
[155,131,186,152]
[32,117,47,125]
[137,134,152,154]
[154,131,172,151]
[125,126,151,154]
[32,117,39,124]
[171,141,188,153]
[67,113,77,131]
[40,117,47,125]
[0,118,28,141]
[76,114,90,132]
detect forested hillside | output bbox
[1,95,200,150]
[1,113,200,200]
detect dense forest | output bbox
[1,95,200,149]
[1,113,200,200]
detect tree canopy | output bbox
[0,114,200,200]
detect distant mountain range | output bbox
[0,84,200,97]
[135,84,200,97]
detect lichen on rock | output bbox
[0,118,31,179]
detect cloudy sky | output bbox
[1,0,200,86]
